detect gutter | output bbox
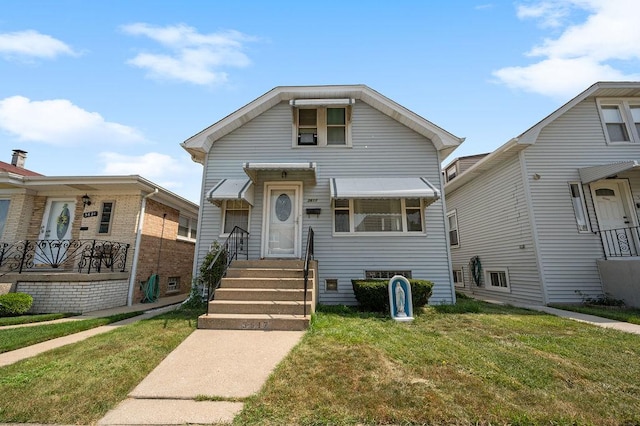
[127,188,158,306]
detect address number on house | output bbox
[241,321,269,330]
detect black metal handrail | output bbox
[303,226,314,316]
[0,239,129,274]
[205,226,249,313]
[596,226,640,259]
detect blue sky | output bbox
[1,0,639,203]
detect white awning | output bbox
[579,161,640,183]
[243,162,317,183]
[330,177,440,202]
[206,178,254,206]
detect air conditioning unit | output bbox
[298,132,317,145]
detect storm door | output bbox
[262,183,301,258]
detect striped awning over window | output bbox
[206,178,254,206]
[330,177,440,202]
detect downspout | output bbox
[127,188,158,306]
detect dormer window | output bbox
[445,164,457,182]
[291,99,353,147]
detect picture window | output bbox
[334,198,424,234]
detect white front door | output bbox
[36,199,76,266]
[591,180,638,256]
[262,183,301,258]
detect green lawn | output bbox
[0,312,142,353]
[0,307,200,425]
[0,313,76,326]
[236,301,640,425]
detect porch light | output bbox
[82,194,92,208]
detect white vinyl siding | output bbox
[446,152,542,305]
[195,100,453,305]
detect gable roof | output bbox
[0,160,42,176]
[445,81,640,193]
[181,85,464,163]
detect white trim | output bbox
[261,182,303,258]
[289,98,355,106]
[485,268,511,293]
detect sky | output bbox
[1,0,640,203]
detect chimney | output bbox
[11,149,27,168]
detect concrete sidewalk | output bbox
[98,329,304,425]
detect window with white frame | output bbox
[98,201,114,234]
[333,198,424,234]
[597,99,640,143]
[452,268,464,287]
[0,199,9,238]
[486,269,510,292]
[365,270,412,279]
[178,215,197,240]
[295,106,351,147]
[446,165,457,182]
[568,182,589,232]
[447,210,459,247]
[222,200,250,235]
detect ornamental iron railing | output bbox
[0,239,130,274]
[596,226,640,259]
[303,226,314,316]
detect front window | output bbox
[295,106,350,147]
[568,183,589,232]
[0,199,9,238]
[333,198,424,234]
[447,210,459,247]
[178,215,198,240]
[222,200,249,234]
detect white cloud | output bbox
[0,30,78,60]
[494,0,640,98]
[122,23,255,85]
[0,96,144,146]
[99,151,199,197]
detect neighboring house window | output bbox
[597,99,640,143]
[486,269,510,292]
[333,199,424,234]
[453,268,464,288]
[325,279,338,292]
[447,210,459,247]
[295,106,351,147]
[446,165,457,182]
[222,200,249,235]
[167,276,179,292]
[98,202,114,234]
[178,215,198,240]
[0,199,9,238]
[568,183,589,232]
[365,270,412,279]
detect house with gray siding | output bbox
[182,85,464,330]
[445,81,640,308]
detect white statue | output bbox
[395,283,406,317]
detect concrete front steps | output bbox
[198,259,314,331]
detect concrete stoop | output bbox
[198,259,313,331]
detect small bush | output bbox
[351,279,433,313]
[0,293,34,317]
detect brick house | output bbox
[0,150,199,313]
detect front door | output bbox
[591,180,638,256]
[37,199,76,266]
[262,183,301,258]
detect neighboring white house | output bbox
[445,81,640,308]
[182,85,464,307]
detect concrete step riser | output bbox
[198,316,309,331]
[232,260,305,269]
[209,302,311,315]
[215,290,311,302]
[226,269,307,279]
[221,278,306,289]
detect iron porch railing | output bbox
[303,226,314,316]
[205,226,249,314]
[596,226,640,259]
[0,239,130,274]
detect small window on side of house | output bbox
[568,183,589,233]
[446,165,457,182]
[453,268,464,287]
[486,269,510,292]
[178,215,198,240]
[167,276,179,292]
[325,279,338,292]
[98,202,114,234]
[447,210,460,247]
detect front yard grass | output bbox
[0,307,200,425]
[550,303,640,325]
[236,301,640,426]
[0,311,142,353]
[0,312,76,326]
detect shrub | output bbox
[0,293,34,317]
[351,279,433,313]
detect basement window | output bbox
[486,269,510,292]
[325,279,338,292]
[365,270,412,279]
